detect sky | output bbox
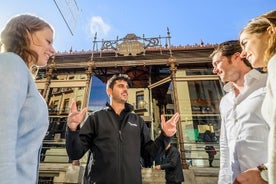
[0,0,275,53]
[0,1,275,109]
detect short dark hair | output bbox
[210,40,242,58]
[210,40,251,67]
[106,74,132,90]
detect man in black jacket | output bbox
[66,74,180,184]
[155,143,184,184]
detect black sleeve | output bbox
[65,115,95,160]
[160,147,179,170]
[140,119,171,160]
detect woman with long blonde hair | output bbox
[234,10,276,184]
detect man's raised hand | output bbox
[67,99,87,131]
[161,112,180,137]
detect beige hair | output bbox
[240,10,276,67]
[0,14,54,68]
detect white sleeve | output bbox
[267,58,276,184]
[218,99,232,184]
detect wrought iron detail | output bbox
[92,28,172,58]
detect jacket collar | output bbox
[105,102,134,113]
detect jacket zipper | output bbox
[119,130,123,142]
[118,130,123,183]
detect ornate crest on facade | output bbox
[117,34,145,56]
[91,28,172,58]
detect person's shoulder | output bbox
[246,69,268,92]
[125,103,134,112]
[220,92,232,105]
[128,112,144,120]
[269,54,276,63]
[92,107,108,115]
[170,145,178,151]
[255,69,268,78]
[221,92,231,99]
[169,145,180,154]
[247,69,267,83]
[268,54,276,74]
[0,52,27,70]
[0,52,24,62]
[0,52,29,78]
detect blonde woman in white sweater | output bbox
[234,10,276,184]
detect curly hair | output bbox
[106,74,132,90]
[0,14,53,67]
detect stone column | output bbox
[43,57,55,101]
[83,61,94,107]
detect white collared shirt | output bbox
[218,69,269,184]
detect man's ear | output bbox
[107,88,112,96]
[232,52,242,62]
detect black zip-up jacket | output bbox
[66,103,171,184]
[160,145,184,183]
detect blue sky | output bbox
[0,1,275,109]
[0,0,275,52]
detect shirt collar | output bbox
[223,69,263,93]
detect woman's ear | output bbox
[267,25,276,35]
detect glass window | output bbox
[184,80,223,142]
[136,91,144,109]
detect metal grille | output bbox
[38,176,54,184]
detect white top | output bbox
[262,54,276,184]
[218,69,269,184]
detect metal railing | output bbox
[183,142,220,168]
[40,140,68,163]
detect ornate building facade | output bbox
[37,31,222,183]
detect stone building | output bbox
[37,31,221,183]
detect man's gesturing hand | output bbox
[67,99,88,131]
[161,112,180,137]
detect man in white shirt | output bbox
[210,40,269,184]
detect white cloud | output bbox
[90,16,111,39]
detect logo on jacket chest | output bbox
[127,121,138,127]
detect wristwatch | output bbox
[257,164,269,182]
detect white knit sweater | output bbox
[262,54,276,184]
